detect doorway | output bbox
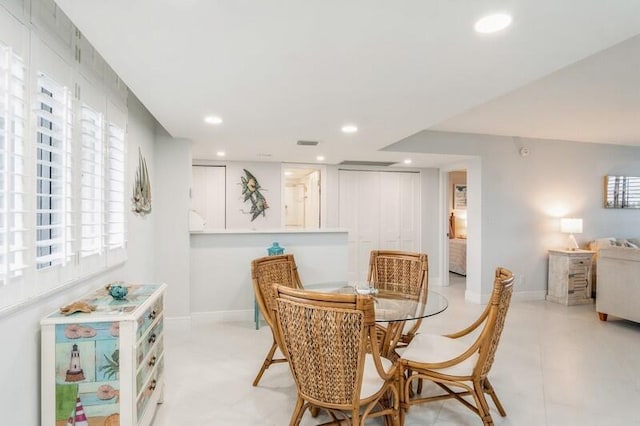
[447,170,467,289]
[283,166,322,229]
[440,158,481,303]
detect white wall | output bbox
[190,231,348,319]
[153,129,192,318]
[420,168,441,284]
[0,94,158,425]
[388,130,640,299]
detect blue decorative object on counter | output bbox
[106,282,129,300]
[267,242,284,256]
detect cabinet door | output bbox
[191,166,225,230]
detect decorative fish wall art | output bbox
[132,148,152,215]
[240,169,269,221]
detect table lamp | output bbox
[560,218,582,250]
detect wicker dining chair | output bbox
[368,250,429,345]
[274,285,400,426]
[251,254,303,386]
[399,267,515,425]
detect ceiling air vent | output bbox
[339,160,397,167]
[296,140,319,146]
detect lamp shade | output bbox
[560,218,583,234]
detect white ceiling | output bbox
[55,0,640,168]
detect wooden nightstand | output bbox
[547,249,595,305]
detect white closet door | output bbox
[379,172,401,250]
[339,170,420,282]
[340,170,380,282]
[355,172,380,281]
[191,166,225,230]
[399,172,420,251]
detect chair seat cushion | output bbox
[401,333,478,377]
[361,354,394,399]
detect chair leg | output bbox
[252,338,278,386]
[484,379,506,417]
[289,397,305,426]
[473,380,494,425]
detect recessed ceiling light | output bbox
[284,171,293,176]
[316,155,325,161]
[216,151,225,157]
[474,13,512,34]
[403,159,412,165]
[204,115,223,125]
[341,124,358,134]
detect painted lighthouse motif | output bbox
[65,397,90,426]
[65,344,86,382]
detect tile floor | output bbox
[152,274,640,425]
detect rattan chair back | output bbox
[475,267,514,378]
[276,286,374,406]
[368,250,428,344]
[368,250,428,299]
[274,285,399,425]
[250,254,302,386]
[251,254,302,329]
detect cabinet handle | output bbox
[148,310,157,320]
[148,333,156,344]
[148,379,157,391]
[148,356,157,367]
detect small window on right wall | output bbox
[604,175,640,208]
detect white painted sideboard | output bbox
[41,283,166,426]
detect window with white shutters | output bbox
[0,44,27,285]
[35,72,73,269]
[79,104,103,257]
[106,123,125,250]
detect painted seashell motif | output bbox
[109,322,120,337]
[64,324,97,339]
[97,384,117,400]
[104,413,120,426]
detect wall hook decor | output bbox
[132,147,152,215]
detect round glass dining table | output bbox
[305,282,448,357]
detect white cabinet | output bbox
[41,284,166,426]
[339,170,420,281]
[547,250,594,305]
[191,165,226,230]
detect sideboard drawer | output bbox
[136,356,165,422]
[137,295,164,340]
[137,335,164,394]
[138,317,164,357]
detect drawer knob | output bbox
[149,379,157,391]
[148,310,157,320]
[148,333,156,344]
[148,356,157,367]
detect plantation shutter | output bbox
[106,123,125,249]
[35,72,73,269]
[0,44,27,284]
[79,104,103,257]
